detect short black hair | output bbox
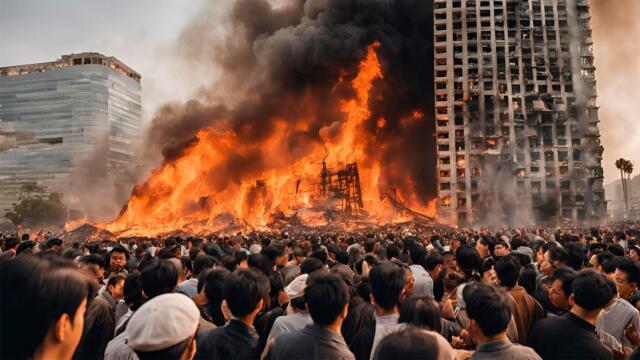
[110,245,130,260]
[550,266,577,298]
[616,259,640,285]
[0,255,95,359]
[140,258,179,299]
[374,326,439,360]
[123,272,144,311]
[16,240,35,255]
[107,274,126,287]
[304,273,349,325]
[565,242,586,270]
[595,251,616,268]
[334,250,349,265]
[224,268,270,317]
[261,245,282,265]
[4,237,19,250]
[135,335,192,360]
[572,269,615,311]
[193,255,217,276]
[221,255,237,272]
[364,239,376,253]
[386,244,400,259]
[423,252,442,271]
[369,262,405,310]
[601,257,624,274]
[247,254,272,276]
[546,246,568,264]
[301,257,324,275]
[398,296,442,333]
[409,244,426,265]
[202,268,230,326]
[465,283,511,337]
[609,244,625,257]
[495,256,521,289]
[518,264,538,295]
[79,254,105,269]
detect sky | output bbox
[1,0,638,186]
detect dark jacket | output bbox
[196,319,260,360]
[341,297,375,346]
[74,291,117,360]
[268,324,355,360]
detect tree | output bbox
[625,160,634,212]
[4,183,67,227]
[616,158,629,218]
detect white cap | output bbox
[126,293,200,352]
[249,244,262,255]
[285,274,308,300]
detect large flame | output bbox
[102,42,436,237]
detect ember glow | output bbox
[101,42,436,237]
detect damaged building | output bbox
[433,0,606,225]
[0,53,142,214]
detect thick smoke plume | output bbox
[116,0,437,230]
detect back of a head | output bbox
[247,253,272,276]
[617,259,640,285]
[369,262,405,310]
[409,243,426,265]
[423,252,442,271]
[398,296,442,333]
[141,258,179,299]
[547,246,569,264]
[304,273,350,326]
[201,268,230,326]
[224,268,270,318]
[334,250,350,265]
[192,255,217,276]
[551,266,577,298]
[465,283,511,337]
[124,272,145,311]
[565,242,585,270]
[374,326,439,360]
[455,245,482,274]
[386,244,401,259]
[572,269,615,311]
[495,256,520,289]
[301,256,325,275]
[1,255,94,359]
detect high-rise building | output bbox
[433,0,605,225]
[0,53,142,214]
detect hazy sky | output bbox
[1,0,637,186]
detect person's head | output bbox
[494,256,520,289]
[247,253,272,276]
[630,246,640,263]
[261,245,284,268]
[518,264,538,295]
[140,258,179,299]
[465,283,511,342]
[301,256,325,275]
[423,251,442,276]
[374,326,440,360]
[78,254,105,283]
[591,251,615,272]
[386,244,401,260]
[408,243,426,266]
[398,296,442,333]
[571,269,616,313]
[106,274,126,301]
[493,240,510,257]
[442,252,457,271]
[304,273,350,328]
[369,262,405,311]
[475,235,495,258]
[16,239,35,255]
[455,245,482,279]
[109,245,130,273]
[565,242,586,271]
[123,272,145,311]
[285,274,308,312]
[127,293,199,360]
[334,250,349,266]
[200,268,230,326]
[192,255,216,277]
[540,246,568,276]
[609,244,625,257]
[614,260,640,301]
[549,266,577,310]
[224,268,270,320]
[135,246,146,259]
[292,247,306,264]
[1,255,95,359]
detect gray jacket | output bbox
[471,338,541,360]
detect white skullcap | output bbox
[249,244,262,255]
[285,274,308,300]
[126,293,200,352]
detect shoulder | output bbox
[510,344,543,359]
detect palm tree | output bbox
[625,160,634,215]
[616,158,629,217]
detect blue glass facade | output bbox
[0,54,142,214]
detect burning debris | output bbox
[320,159,364,216]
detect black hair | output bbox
[601,257,624,274]
[293,247,306,258]
[595,251,616,268]
[4,237,19,250]
[110,244,130,260]
[247,254,272,276]
[16,240,36,255]
[79,254,105,268]
[546,246,568,264]
[192,255,217,276]
[140,258,179,299]
[495,256,521,289]
[180,256,193,274]
[565,242,585,271]
[369,262,405,310]
[356,278,372,303]
[334,250,349,265]
[304,273,350,325]
[423,252,442,271]
[609,244,625,257]
[224,268,270,317]
[135,336,192,360]
[478,235,496,255]
[409,243,426,266]
[465,283,511,337]
[290,296,307,311]
[364,239,376,253]
[310,249,328,264]
[374,326,439,360]
[107,274,126,287]
[572,269,615,311]
[261,245,283,264]
[300,257,325,275]
[221,255,237,272]
[518,264,538,295]
[616,259,640,285]
[455,245,482,281]
[398,296,442,333]
[386,244,401,259]
[202,268,230,326]
[550,266,577,298]
[123,272,145,311]
[0,255,95,359]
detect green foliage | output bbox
[4,183,67,227]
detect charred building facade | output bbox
[0,53,142,213]
[433,0,605,225]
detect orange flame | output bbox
[102,42,435,237]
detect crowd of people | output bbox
[2,222,640,359]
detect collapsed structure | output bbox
[433,0,605,225]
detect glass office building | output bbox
[0,53,142,214]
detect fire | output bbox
[102,42,436,237]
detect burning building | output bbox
[433,0,606,225]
